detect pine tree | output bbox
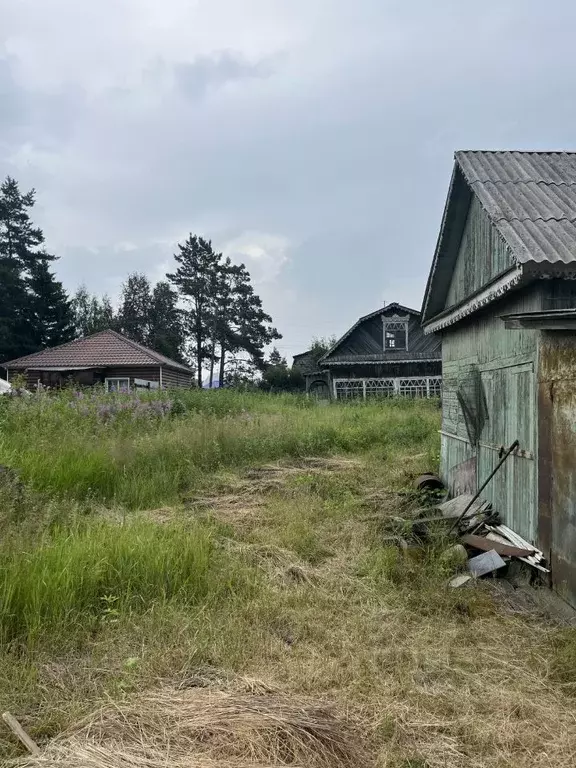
[219,263,281,384]
[167,235,220,387]
[0,176,73,360]
[207,256,235,387]
[148,281,185,362]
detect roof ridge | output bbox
[106,329,159,364]
[319,302,421,364]
[3,328,193,372]
[456,149,576,155]
[358,302,420,322]
[105,329,192,371]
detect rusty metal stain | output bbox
[539,333,576,607]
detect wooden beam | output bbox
[460,533,534,558]
[2,712,41,756]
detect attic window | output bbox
[382,317,409,350]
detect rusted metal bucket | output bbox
[414,473,446,493]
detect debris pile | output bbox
[383,475,550,589]
[434,493,549,587]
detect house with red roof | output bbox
[3,329,194,391]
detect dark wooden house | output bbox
[421,149,576,607]
[4,329,194,391]
[300,303,441,399]
[292,350,330,398]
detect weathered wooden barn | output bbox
[421,149,576,607]
[300,303,441,399]
[4,329,194,390]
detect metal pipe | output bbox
[449,439,520,533]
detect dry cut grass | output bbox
[11,686,366,768]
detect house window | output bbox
[105,377,130,393]
[383,318,409,350]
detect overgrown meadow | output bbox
[1,389,576,768]
[0,387,439,508]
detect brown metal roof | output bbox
[4,330,193,373]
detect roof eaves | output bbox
[324,357,442,366]
[423,265,525,334]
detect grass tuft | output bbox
[0,518,254,649]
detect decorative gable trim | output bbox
[319,303,420,364]
[423,265,525,334]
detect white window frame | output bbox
[105,377,131,393]
[382,315,409,351]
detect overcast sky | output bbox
[2,1,576,359]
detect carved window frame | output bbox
[382,315,409,351]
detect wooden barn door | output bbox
[478,364,536,544]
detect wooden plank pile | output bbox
[436,494,550,587]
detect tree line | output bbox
[0,176,281,387]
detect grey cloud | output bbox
[0,57,27,136]
[0,55,84,154]
[4,1,576,356]
[174,51,276,101]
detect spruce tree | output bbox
[117,272,152,344]
[28,259,75,347]
[0,176,73,360]
[148,281,185,362]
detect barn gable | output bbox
[422,151,576,333]
[445,195,514,309]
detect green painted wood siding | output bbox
[442,289,541,439]
[446,196,515,308]
[477,364,536,543]
[440,287,542,544]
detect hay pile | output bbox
[12,688,368,768]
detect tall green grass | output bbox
[0,518,253,649]
[0,391,440,507]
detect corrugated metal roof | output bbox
[455,151,576,265]
[4,330,193,373]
